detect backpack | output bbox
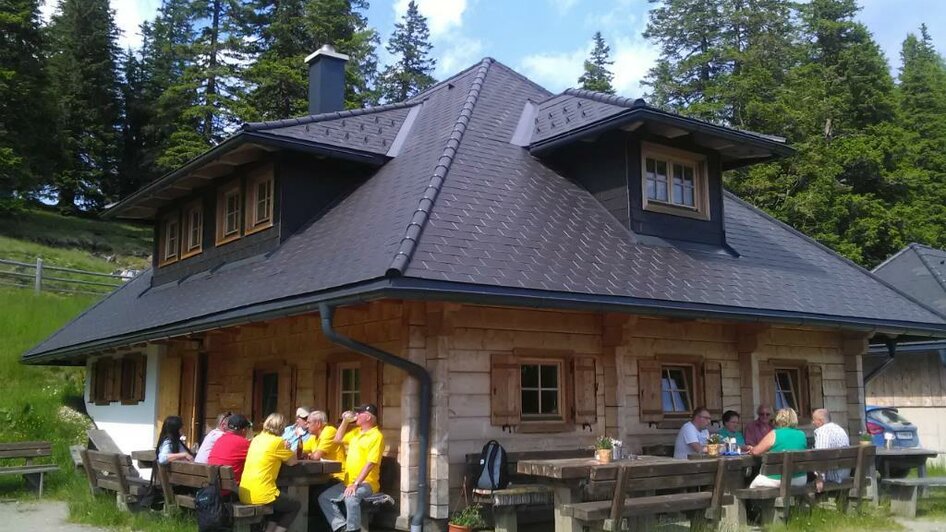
[475,440,509,490]
[195,468,231,531]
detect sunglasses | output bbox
[759,413,772,417]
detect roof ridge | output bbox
[872,243,920,273]
[724,191,946,323]
[563,87,646,108]
[386,58,494,276]
[243,101,416,132]
[911,244,946,295]
[404,59,492,103]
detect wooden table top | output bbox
[876,447,941,457]
[518,454,759,480]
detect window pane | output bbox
[522,390,539,415]
[656,160,667,181]
[540,364,558,388]
[262,373,279,418]
[521,365,539,388]
[541,390,559,414]
[683,187,694,207]
[662,389,674,412]
[656,181,668,201]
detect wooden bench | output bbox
[733,445,874,525]
[562,458,731,531]
[158,461,271,531]
[79,449,151,510]
[0,441,60,497]
[465,448,589,532]
[882,477,946,517]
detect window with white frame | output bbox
[182,201,203,258]
[641,143,708,219]
[246,166,274,234]
[774,368,800,411]
[338,364,361,414]
[216,182,242,245]
[160,213,180,265]
[661,365,694,414]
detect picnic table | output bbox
[277,459,342,532]
[869,447,942,504]
[517,454,758,532]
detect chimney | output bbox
[304,44,350,115]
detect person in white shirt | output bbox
[674,407,711,459]
[194,411,230,464]
[812,408,850,491]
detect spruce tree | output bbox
[578,32,615,94]
[0,0,56,210]
[379,0,435,103]
[47,0,122,211]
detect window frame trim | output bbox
[158,211,181,266]
[181,199,204,259]
[216,180,243,246]
[244,165,275,236]
[641,142,710,221]
[768,358,812,424]
[519,357,566,422]
[336,361,362,416]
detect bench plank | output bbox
[0,441,58,497]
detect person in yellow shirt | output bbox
[318,404,384,532]
[302,410,346,482]
[239,413,300,532]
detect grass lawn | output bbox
[764,505,904,531]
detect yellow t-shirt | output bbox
[343,426,384,492]
[301,425,346,482]
[239,431,294,504]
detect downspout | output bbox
[319,303,431,532]
[864,337,898,384]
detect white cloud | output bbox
[438,36,484,76]
[41,0,159,50]
[519,35,657,97]
[550,0,579,15]
[394,0,468,38]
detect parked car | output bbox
[866,405,920,448]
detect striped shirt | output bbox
[814,422,850,483]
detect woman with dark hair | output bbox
[718,410,746,447]
[156,415,194,465]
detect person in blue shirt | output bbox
[281,406,312,451]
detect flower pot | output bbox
[859,440,872,447]
[706,444,720,457]
[596,449,612,463]
[448,524,471,532]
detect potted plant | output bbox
[859,431,873,447]
[449,504,486,532]
[595,435,613,463]
[706,433,722,456]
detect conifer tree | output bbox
[0,0,56,210]
[379,0,435,103]
[47,0,122,210]
[578,32,615,94]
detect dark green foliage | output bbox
[379,0,435,103]
[578,32,615,94]
[0,0,56,209]
[47,0,122,211]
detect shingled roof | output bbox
[24,59,946,364]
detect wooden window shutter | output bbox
[133,354,146,402]
[572,356,597,425]
[807,364,824,411]
[758,360,775,408]
[101,358,119,403]
[638,359,664,423]
[490,354,520,426]
[703,361,723,419]
[89,359,99,403]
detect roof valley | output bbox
[386,58,494,276]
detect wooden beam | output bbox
[734,324,768,353]
[602,313,637,347]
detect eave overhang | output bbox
[530,106,795,171]
[104,132,390,221]
[23,277,946,366]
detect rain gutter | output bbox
[318,302,431,532]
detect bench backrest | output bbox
[608,459,725,525]
[759,445,874,498]
[81,449,133,494]
[0,441,52,460]
[158,461,238,510]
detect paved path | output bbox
[0,499,106,531]
[895,518,946,531]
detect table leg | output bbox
[286,485,310,532]
[553,484,584,532]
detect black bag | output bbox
[475,440,509,490]
[130,476,164,513]
[195,468,231,531]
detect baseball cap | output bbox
[296,407,311,418]
[354,404,379,417]
[226,414,251,431]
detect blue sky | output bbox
[43,0,946,97]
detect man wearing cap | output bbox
[195,411,230,464]
[282,406,312,452]
[318,404,384,532]
[208,414,252,486]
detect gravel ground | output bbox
[0,499,106,531]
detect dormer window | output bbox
[246,165,274,234]
[181,200,203,259]
[159,212,180,266]
[641,143,709,220]
[216,181,242,245]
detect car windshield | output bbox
[869,408,912,425]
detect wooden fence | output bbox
[0,257,128,296]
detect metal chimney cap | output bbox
[305,44,350,64]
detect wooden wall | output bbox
[868,351,946,407]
